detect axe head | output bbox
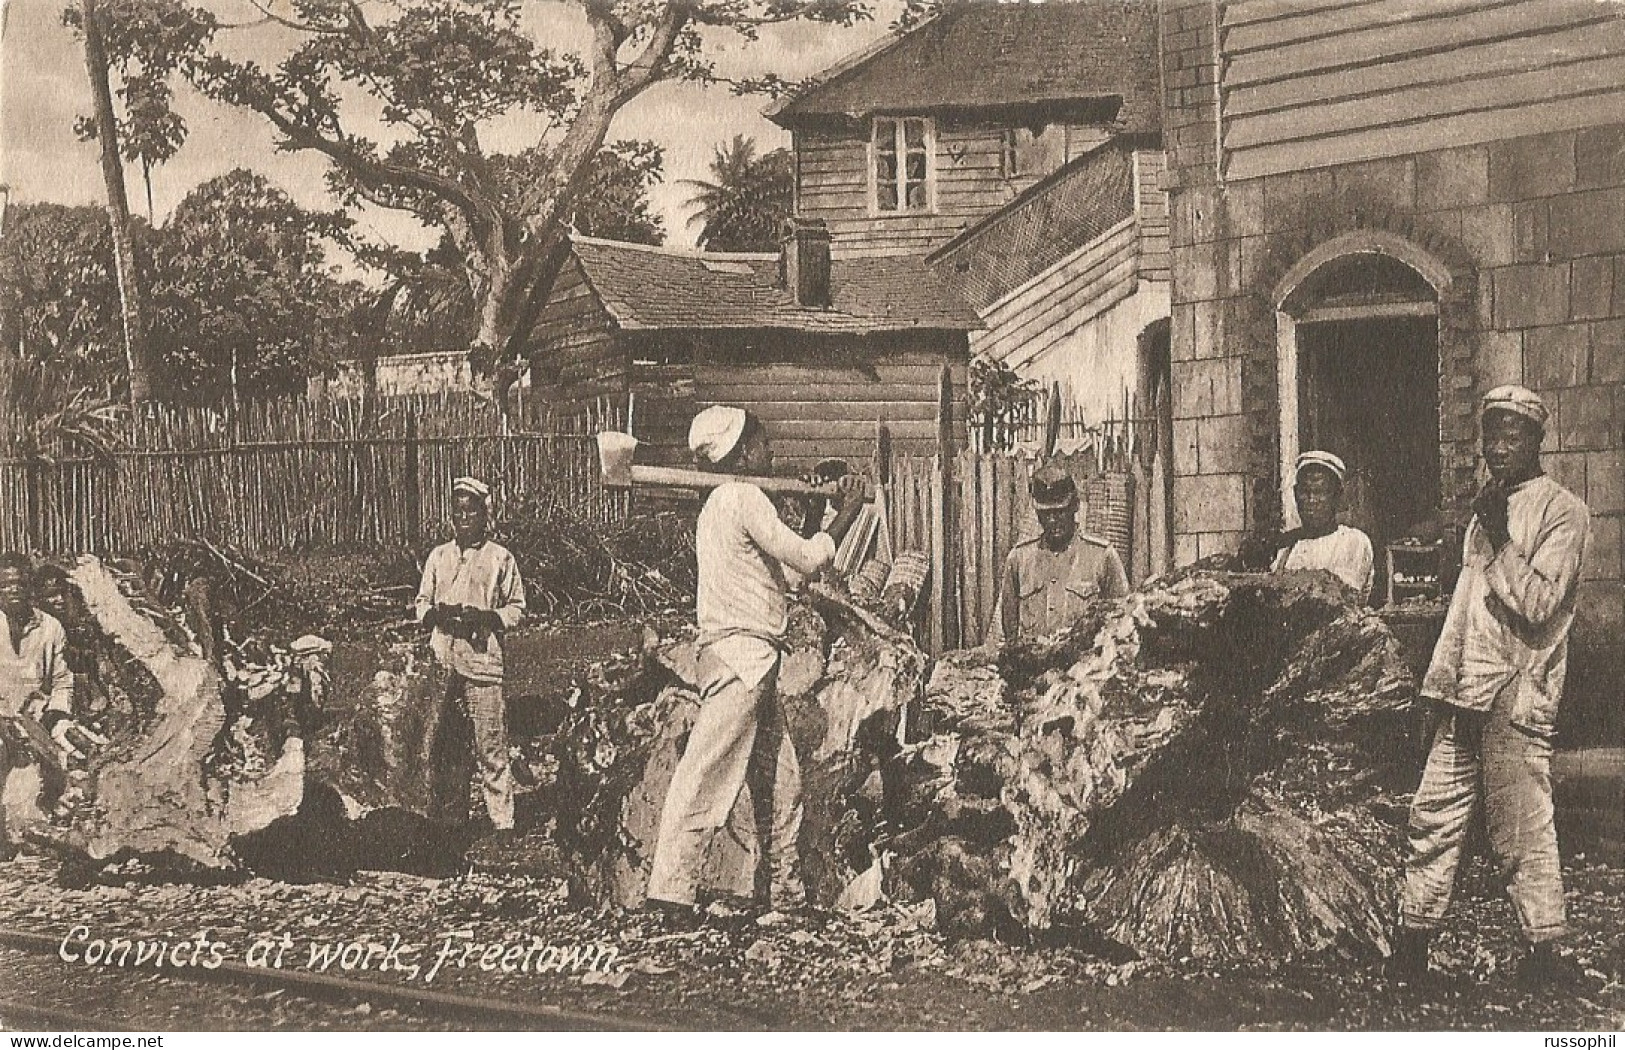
[597,431,639,488]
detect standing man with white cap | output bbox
[1271,450,1375,602]
[1387,385,1591,987]
[646,406,865,921]
[415,476,527,834]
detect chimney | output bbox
[780,218,832,308]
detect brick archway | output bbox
[1270,231,1454,541]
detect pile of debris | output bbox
[29,556,316,869]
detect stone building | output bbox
[1160,0,1625,741]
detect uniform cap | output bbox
[1029,462,1079,511]
[689,405,748,464]
[1481,384,1548,429]
[452,476,490,503]
[1294,450,1347,484]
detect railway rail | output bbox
[0,927,663,1032]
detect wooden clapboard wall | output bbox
[971,217,1141,369]
[531,257,626,396]
[796,121,1116,257]
[1221,0,1625,181]
[691,352,969,467]
[1134,150,1171,282]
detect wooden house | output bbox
[1161,0,1625,744]
[768,0,1163,259]
[764,0,1172,454]
[928,139,1172,420]
[530,225,978,467]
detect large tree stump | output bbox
[37,557,306,868]
[525,585,929,908]
[891,569,1417,961]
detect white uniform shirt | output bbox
[1423,474,1588,736]
[0,608,74,716]
[697,482,836,689]
[1273,524,1375,602]
[415,539,526,683]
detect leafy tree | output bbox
[150,0,879,394]
[63,0,214,220]
[967,353,1040,452]
[74,0,160,403]
[0,202,128,393]
[574,140,667,245]
[683,135,793,251]
[147,169,354,402]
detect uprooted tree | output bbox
[37,554,1419,964]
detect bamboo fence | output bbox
[0,393,626,555]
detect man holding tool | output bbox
[646,406,866,921]
[415,476,527,834]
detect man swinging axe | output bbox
[645,406,866,924]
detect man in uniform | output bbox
[1387,386,1590,988]
[985,463,1130,646]
[415,476,527,834]
[0,553,78,858]
[646,406,865,922]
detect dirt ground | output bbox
[0,847,1620,1031]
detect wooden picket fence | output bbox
[0,392,627,555]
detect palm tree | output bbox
[683,136,794,252]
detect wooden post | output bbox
[934,364,958,652]
[404,405,422,543]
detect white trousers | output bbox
[646,650,805,908]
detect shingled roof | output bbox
[927,142,1136,310]
[769,1,1161,134]
[570,237,982,334]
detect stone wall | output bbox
[1160,0,1623,744]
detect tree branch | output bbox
[616,0,694,103]
[258,102,491,227]
[238,0,343,34]
[700,0,853,28]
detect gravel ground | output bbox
[0,850,1620,1031]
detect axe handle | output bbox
[625,465,873,500]
[5,712,66,776]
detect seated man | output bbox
[1269,451,1374,602]
[0,553,80,858]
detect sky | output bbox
[0,0,895,255]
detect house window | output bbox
[873,117,932,212]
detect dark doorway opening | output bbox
[1296,316,1440,556]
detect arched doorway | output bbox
[1274,233,1451,563]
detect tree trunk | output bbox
[890,569,1418,960]
[33,557,306,869]
[81,0,157,405]
[277,587,929,897]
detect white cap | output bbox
[452,476,490,503]
[1481,384,1548,429]
[1295,450,1347,483]
[688,405,748,464]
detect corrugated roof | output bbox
[570,237,982,333]
[770,1,1162,134]
[927,143,1136,309]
